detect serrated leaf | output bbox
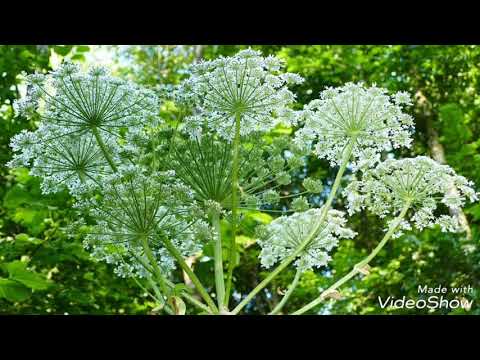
[3,185,33,208]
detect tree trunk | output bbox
[416,91,472,241]
[194,45,204,62]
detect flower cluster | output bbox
[178,49,303,140]
[8,129,115,195]
[14,63,159,139]
[294,82,414,171]
[257,208,356,271]
[166,133,308,214]
[79,165,210,278]
[9,63,161,195]
[344,156,478,236]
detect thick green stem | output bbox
[224,112,242,306]
[78,171,87,183]
[144,274,174,315]
[291,202,411,315]
[212,210,226,310]
[269,268,302,315]
[92,126,118,172]
[140,235,169,296]
[131,251,211,314]
[162,237,219,314]
[231,140,355,315]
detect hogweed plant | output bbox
[8,50,478,315]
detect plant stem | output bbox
[91,126,118,172]
[231,139,355,315]
[291,202,411,315]
[140,235,169,296]
[131,251,211,314]
[224,111,242,306]
[162,237,219,314]
[269,268,302,315]
[144,273,174,315]
[212,210,226,311]
[78,171,87,183]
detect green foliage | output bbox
[2,45,480,314]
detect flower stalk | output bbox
[91,126,118,172]
[291,201,411,315]
[224,111,242,306]
[212,209,226,311]
[231,139,355,315]
[269,268,302,315]
[162,236,219,314]
[140,235,170,296]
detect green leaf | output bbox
[15,233,42,245]
[0,278,31,302]
[12,168,32,185]
[3,184,33,208]
[235,235,256,248]
[246,211,273,224]
[53,46,72,57]
[4,261,51,290]
[71,54,85,61]
[75,45,90,53]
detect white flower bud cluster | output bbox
[344,156,478,237]
[257,208,356,271]
[178,49,303,141]
[294,82,414,171]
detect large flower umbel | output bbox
[166,133,307,212]
[344,156,478,236]
[79,165,210,278]
[14,63,159,140]
[257,208,356,271]
[8,129,115,196]
[294,83,414,170]
[178,49,303,140]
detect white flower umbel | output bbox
[13,63,160,173]
[293,157,477,315]
[8,129,115,196]
[179,49,303,141]
[168,134,306,212]
[344,156,478,237]
[295,82,414,171]
[80,165,209,278]
[15,64,159,138]
[257,208,356,272]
